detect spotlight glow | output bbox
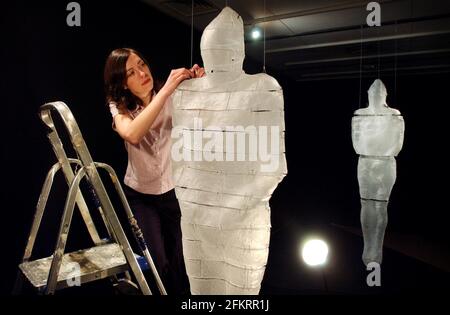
[251,28,261,40]
[302,239,329,266]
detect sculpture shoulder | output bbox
[389,107,401,115]
[250,73,282,91]
[353,108,369,115]
[177,77,200,90]
[354,106,401,116]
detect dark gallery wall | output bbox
[0,0,448,295]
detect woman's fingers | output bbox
[177,68,194,78]
[167,70,191,88]
[177,69,193,81]
[187,65,204,78]
[169,68,188,78]
[168,69,191,84]
[197,67,206,77]
[174,70,189,80]
[190,64,200,73]
[172,66,207,80]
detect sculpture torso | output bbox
[171,72,287,214]
[351,114,405,157]
[351,82,405,157]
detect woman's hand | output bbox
[160,67,194,97]
[190,64,206,78]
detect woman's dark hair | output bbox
[104,48,160,112]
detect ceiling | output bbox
[141,0,450,81]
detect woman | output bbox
[103,48,204,295]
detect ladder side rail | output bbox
[45,167,87,295]
[23,162,61,262]
[41,106,102,244]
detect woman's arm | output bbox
[113,67,193,145]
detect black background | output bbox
[1,0,449,297]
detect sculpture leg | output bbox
[357,156,396,266]
[360,199,388,265]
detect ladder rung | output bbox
[19,243,130,291]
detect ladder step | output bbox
[19,243,130,291]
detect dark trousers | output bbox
[123,186,190,295]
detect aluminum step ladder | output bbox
[13,101,167,295]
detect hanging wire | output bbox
[263,0,266,73]
[377,26,381,79]
[190,0,194,68]
[394,20,398,106]
[358,25,364,108]
[226,0,228,7]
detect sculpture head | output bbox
[367,79,388,108]
[200,7,245,74]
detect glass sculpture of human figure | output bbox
[351,79,405,265]
[170,7,287,294]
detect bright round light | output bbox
[302,239,329,266]
[251,28,261,39]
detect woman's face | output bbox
[125,53,153,101]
